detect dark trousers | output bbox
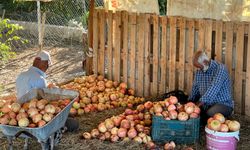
[200,103,233,125]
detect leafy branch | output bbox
[0,18,28,62]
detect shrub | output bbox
[0,18,28,62]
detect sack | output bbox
[103,0,159,14]
[161,90,188,104]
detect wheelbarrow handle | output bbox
[14,130,38,141]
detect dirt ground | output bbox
[0,47,250,150]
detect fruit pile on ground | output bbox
[60,75,144,116]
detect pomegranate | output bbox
[11,103,21,113]
[44,104,56,114]
[72,102,80,109]
[153,104,163,113]
[104,119,114,129]
[178,112,189,121]
[228,120,240,132]
[16,112,28,121]
[184,105,195,114]
[111,127,119,135]
[32,113,42,123]
[82,132,91,139]
[120,119,131,129]
[9,118,17,126]
[37,120,46,127]
[127,128,137,139]
[169,96,178,104]
[168,110,178,120]
[43,113,53,122]
[91,129,100,138]
[18,117,29,127]
[117,128,127,138]
[220,123,229,132]
[133,136,143,143]
[167,104,176,111]
[213,113,225,123]
[110,134,119,142]
[209,119,221,131]
[125,109,134,115]
[119,82,127,89]
[27,107,39,117]
[189,112,199,118]
[104,131,111,139]
[98,123,107,133]
[144,101,153,109]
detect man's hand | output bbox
[48,83,59,88]
[196,101,204,107]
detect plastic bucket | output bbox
[205,127,239,150]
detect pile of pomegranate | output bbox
[0,98,71,128]
[82,96,200,148]
[207,113,240,132]
[60,75,144,116]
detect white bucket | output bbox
[205,127,239,150]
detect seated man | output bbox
[189,50,234,122]
[16,50,79,132]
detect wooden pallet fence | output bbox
[90,9,250,115]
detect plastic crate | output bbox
[151,116,200,144]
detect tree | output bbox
[0,19,28,62]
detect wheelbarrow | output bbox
[0,88,79,150]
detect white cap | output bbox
[36,50,52,65]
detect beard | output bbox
[202,64,209,72]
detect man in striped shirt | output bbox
[189,50,234,119]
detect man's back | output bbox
[16,66,47,99]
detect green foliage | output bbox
[158,0,167,15]
[0,18,28,62]
[81,11,89,28]
[1,0,36,13]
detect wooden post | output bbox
[86,0,95,75]
[37,1,42,51]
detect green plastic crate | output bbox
[151,116,200,144]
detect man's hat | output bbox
[36,50,52,65]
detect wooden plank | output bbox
[246,24,250,116]
[215,21,223,62]
[152,15,159,95]
[225,22,233,77]
[92,10,99,75]
[98,10,105,75]
[86,0,95,75]
[122,11,129,84]
[160,17,167,94]
[137,14,145,96]
[198,20,205,51]
[178,17,186,91]
[129,13,137,89]
[144,14,151,97]
[187,20,195,95]
[204,20,212,58]
[107,11,113,80]
[234,23,244,114]
[113,11,122,82]
[169,17,177,91]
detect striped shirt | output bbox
[188,60,234,108]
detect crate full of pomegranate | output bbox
[151,97,200,144]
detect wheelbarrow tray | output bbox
[0,88,79,142]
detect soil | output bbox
[0,47,250,150]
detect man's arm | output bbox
[188,76,199,101]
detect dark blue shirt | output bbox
[188,60,234,108]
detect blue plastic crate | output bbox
[151,116,200,144]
